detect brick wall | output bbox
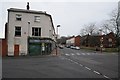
[75,36,80,46]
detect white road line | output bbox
[64,57,113,80]
[65,53,69,56]
[79,64,83,66]
[81,53,85,55]
[85,66,91,70]
[93,71,100,75]
[76,53,81,55]
[87,53,90,55]
[103,75,109,79]
[64,57,112,80]
[71,53,75,55]
[74,61,79,64]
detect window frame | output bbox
[32,27,41,37]
[15,26,21,37]
[16,14,22,21]
[34,16,40,22]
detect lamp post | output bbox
[28,21,30,37]
[99,29,103,53]
[27,21,30,55]
[56,25,60,55]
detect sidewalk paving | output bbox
[2,48,61,59]
[50,48,61,56]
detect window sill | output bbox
[15,36,21,38]
[34,21,40,23]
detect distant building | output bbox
[66,35,81,47]
[80,32,116,48]
[0,23,8,57]
[7,8,56,56]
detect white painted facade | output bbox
[0,39,1,56]
[7,8,56,56]
[66,37,75,46]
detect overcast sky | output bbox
[0,0,119,38]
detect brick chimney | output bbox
[26,2,30,10]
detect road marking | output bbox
[85,66,91,70]
[81,53,85,55]
[86,53,90,55]
[71,53,74,55]
[103,75,109,78]
[76,53,81,55]
[63,57,113,80]
[65,53,69,56]
[79,64,83,67]
[74,61,79,64]
[93,70,100,75]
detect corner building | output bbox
[7,8,56,56]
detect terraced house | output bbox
[7,6,56,56]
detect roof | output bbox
[8,8,48,15]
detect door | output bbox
[29,44,41,56]
[14,45,19,56]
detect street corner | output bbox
[50,49,62,57]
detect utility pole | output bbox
[56,25,60,55]
[99,29,103,53]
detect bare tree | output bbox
[101,7,120,48]
[80,22,97,36]
[101,9,119,35]
[116,2,120,49]
[101,20,113,34]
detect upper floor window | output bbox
[32,27,41,36]
[15,26,21,37]
[16,14,22,21]
[34,16,40,22]
[108,38,112,42]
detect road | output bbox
[2,47,118,79]
[60,47,118,79]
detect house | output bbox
[0,23,8,57]
[80,34,100,47]
[80,32,116,48]
[103,32,116,48]
[66,35,81,47]
[57,36,67,45]
[7,5,56,56]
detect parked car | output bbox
[59,45,64,49]
[75,46,80,50]
[70,46,76,49]
[66,45,70,48]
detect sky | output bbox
[0,0,119,38]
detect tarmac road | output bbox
[2,47,118,79]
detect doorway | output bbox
[14,45,19,56]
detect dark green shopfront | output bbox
[28,37,56,56]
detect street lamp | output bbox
[56,24,60,55]
[28,21,30,37]
[99,29,103,53]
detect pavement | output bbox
[50,48,61,56]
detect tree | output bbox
[80,22,97,36]
[101,9,119,36]
[116,2,120,50]
[101,8,120,48]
